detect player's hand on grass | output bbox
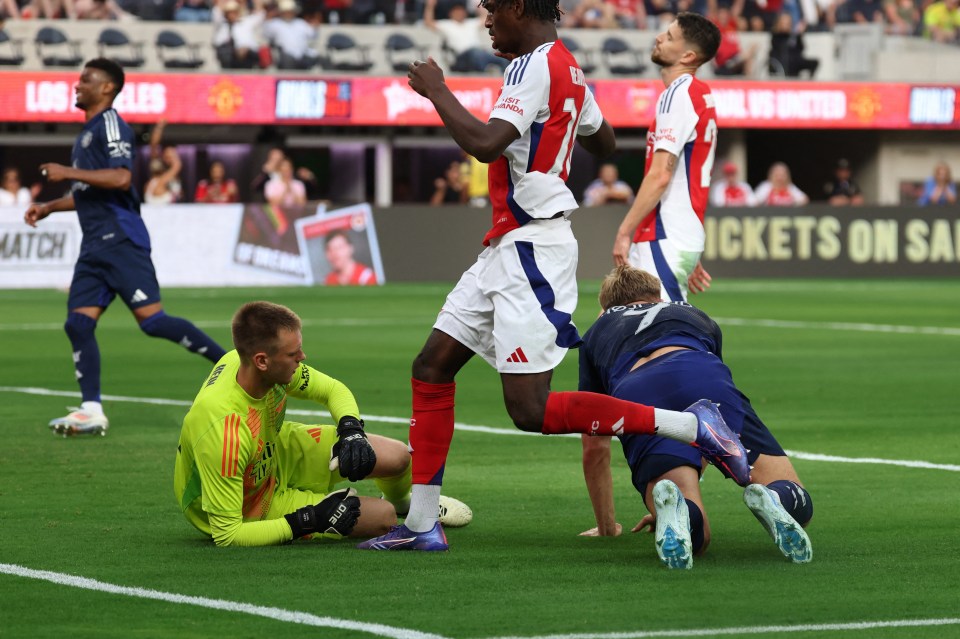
[632,514,655,534]
[579,523,622,537]
[284,487,361,539]
[330,416,377,481]
[687,262,712,295]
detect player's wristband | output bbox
[337,416,365,437]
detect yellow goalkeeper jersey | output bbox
[173,350,359,544]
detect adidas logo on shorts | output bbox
[505,347,528,363]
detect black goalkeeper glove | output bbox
[284,487,361,540]
[329,416,377,481]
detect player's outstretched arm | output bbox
[580,434,622,537]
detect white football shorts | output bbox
[434,217,581,374]
[628,238,702,303]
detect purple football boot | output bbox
[356,522,449,551]
[685,399,751,486]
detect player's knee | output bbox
[64,312,97,342]
[355,499,398,537]
[138,310,169,337]
[504,397,544,433]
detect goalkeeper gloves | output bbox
[329,416,377,481]
[284,487,361,539]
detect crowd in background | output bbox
[0,0,957,77]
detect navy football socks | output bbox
[685,499,706,554]
[766,480,814,527]
[64,312,101,403]
[139,311,226,362]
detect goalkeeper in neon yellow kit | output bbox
[174,301,420,546]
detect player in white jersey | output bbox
[359,0,749,552]
[613,13,722,302]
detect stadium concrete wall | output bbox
[1,204,957,289]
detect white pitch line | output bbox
[482,617,960,639]
[712,317,960,337]
[1,316,959,336]
[2,385,958,473]
[0,563,448,639]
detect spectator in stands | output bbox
[27,0,76,18]
[1,0,22,17]
[175,0,212,21]
[324,230,377,286]
[0,168,38,207]
[265,157,307,209]
[296,164,323,200]
[74,0,133,18]
[213,0,266,69]
[824,158,864,205]
[605,0,648,28]
[570,0,619,28]
[842,0,886,23]
[583,163,633,207]
[711,4,757,77]
[917,161,957,206]
[262,0,320,69]
[144,147,183,205]
[741,0,782,31]
[424,0,507,74]
[709,161,757,207]
[251,146,285,202]
[194,160,240,203]
[754,162,809,206]
[460,153,489,207]
[430,160,468,205]
[769,11,819,78]
[923,0,960,42]
[883,0,921,34]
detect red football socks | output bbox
[409,378,456,485]
[541,391,656,436]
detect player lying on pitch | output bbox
[174,301,471,546]
[578,266,813,568]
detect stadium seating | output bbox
[34,25,83,67]
[97,28,146,69]
[0,19,956,81]
[0,29,25,66]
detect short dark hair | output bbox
[84,57,125,96]
[231,301,302,358]
[325,229,353,247]
[676,11,721,65]
[482,0,561,23]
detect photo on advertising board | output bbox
[233,202,323,281]
[295,204,384,286]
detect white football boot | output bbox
[653,479,693,570]
[743,483,812,563]
[437,495,473,528]
[49,407,109,437]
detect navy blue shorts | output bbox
[67,241,161,311]
[614,349,786,496]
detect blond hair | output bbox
[598,265,663,310]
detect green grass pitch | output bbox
[0,279,958,639]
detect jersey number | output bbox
[623,303,666,335]
[701,118,718,188]
[552,98,579,176]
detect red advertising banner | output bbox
[0,70,957,129]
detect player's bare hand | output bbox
[612,233,632,266]
[24,203,51,228]
[687,262,712,294]
[408,57,445,98]
[632,514,655,533]
[579,523,622,537]
[39,163,70,183]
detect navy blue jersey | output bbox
[579,301,723,395]
[71,108,147,255]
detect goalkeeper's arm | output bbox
[208,489,361,546]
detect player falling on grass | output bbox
[358,0,749,552]
[614,13,721,302]
[23,58,226,436]
[579,266,813,568]
[174,301,471,546]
